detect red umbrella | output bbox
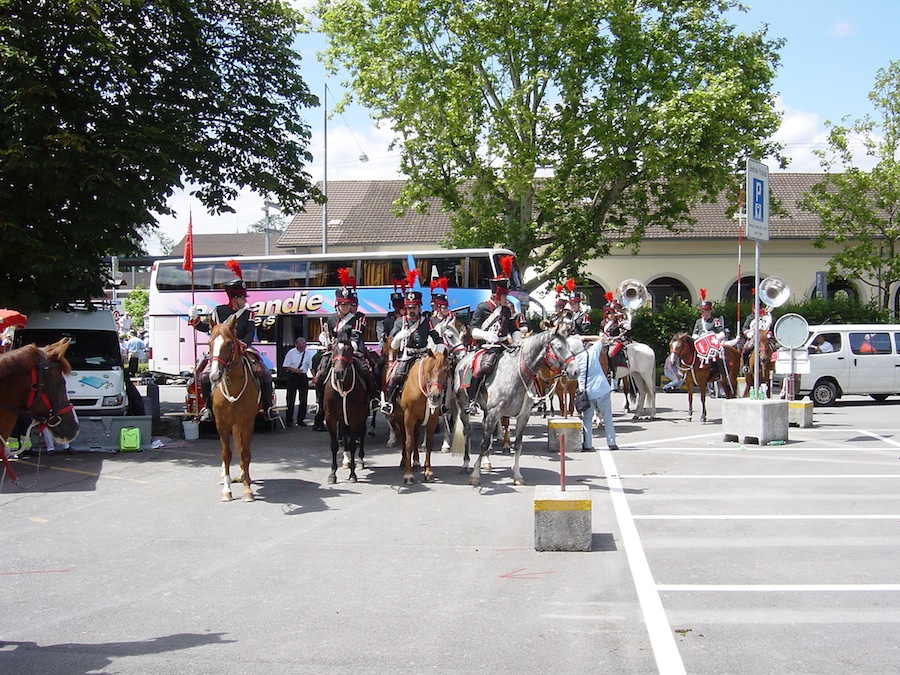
[0,309,27,329]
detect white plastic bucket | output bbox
[182,420,200,441]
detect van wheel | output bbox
[870,394,889,402]
[812,381,838,406]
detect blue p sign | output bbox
[752,177,765,222]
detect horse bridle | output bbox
[209,333,244,370]
[518,334,575,387]
[0,356,75,430]
[417,353,448,399]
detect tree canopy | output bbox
[316,0,785,290]
[801,60,900,311]
[0,0,319,311]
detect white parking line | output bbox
[599,447,686,675]
[634,514,900,520]
[658,584,900,592]
[856,429,900,447]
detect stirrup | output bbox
[264,407,280,421]
[198,407,212,422]
[309,402,319,415]
[741,365,749,374]
[464,401,481,415]
[380,402,394,415]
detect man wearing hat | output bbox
[568,291,592,335]
[691,290,726,339]
[311,269,376,428]
[380,288,442,415]
[464,258,521,414]
[378,279,407,343]
[739,304,772,373]
[189,261,278,422]
[428,277,454,330]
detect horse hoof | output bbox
[513,477,525,486]
[403,475,414,485]
[349,475,358,484]
[220,492,233,502]
[327,474,337,485]
[424,472,435,483]
[412,462,421,471]
[386,440,396,448]
[468,476,480,486]
[481,462,492,472]
[242,493,255,502]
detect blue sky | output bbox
[150,1,900,251]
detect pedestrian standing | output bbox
[124,331,146,378]
[576,340,618,451]
[282,337,313,426]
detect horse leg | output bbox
[235,423,254,502]
[502,416,511,454]
[401,414,416,485]
[219,430,234,502]
[699,384,708,423]
[357,431,365,470]
[327,427,340,485]
[346,436,358,483]
[423,418,437,483]
[368,408,376,437]
[686,378,694,421]
[440,413,451,453]
[511,412,530,486]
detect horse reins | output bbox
[212,338,257,404]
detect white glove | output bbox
[188,306,200,320]
[484,332,499,343]
[509,331,522,345]
[395,328,412,341]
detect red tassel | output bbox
[225,259,243,280]
[565,278,576,292]
[499,255,514,279]
[605,291,614,302]
[338,267,351,287]
[406,268,419,288]
[699,288,707,301]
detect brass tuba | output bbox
[758,276,790,308]
[615,279,651,311]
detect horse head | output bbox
[33,339,79,441]
[422,346,451,410]
[670,332,693,363]
[331,335,355,381]
[208,315,242,386]
[545,329,579,380]
[435,320,467,363]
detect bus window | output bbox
[310,260,356,286]
[156,264,197,291]
[260,261,310,288]
[414,257,465,288]
[470,255,494,288]
[361,258,405,286]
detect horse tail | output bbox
[450,411,466,456]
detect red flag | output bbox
[182,212,193,273]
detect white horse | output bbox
[606,340,657,419]
[448,328,578,486]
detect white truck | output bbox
[13,310,128,416]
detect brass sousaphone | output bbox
[615,279,651,311]
[758,275,790,308]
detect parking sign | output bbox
[746,158,769,241]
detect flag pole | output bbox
[183,210,198,416]
[736,184,744,338]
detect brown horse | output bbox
[324,336,369,484]
[0,340,79,479]
[208,317,259,502]
[670,332,740,422]
[390,348,451,484]
[744,330,776,397]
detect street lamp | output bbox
[263,199,280,256]
[322,83,369,254]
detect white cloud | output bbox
[829,20,855,37]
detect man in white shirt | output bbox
[282,337,314,426]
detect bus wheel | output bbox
[812,381,838,406]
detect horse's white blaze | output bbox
[209,334,228,382]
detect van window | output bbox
[850,332,892,355]
[14,329,124,369]
[810,333,840,353]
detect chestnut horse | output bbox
[208,317,259,502]
[670,332,740,422]
[324,336,369,484]
[744,330,776,397]
[0,340,79,482]
[390,347,451,484]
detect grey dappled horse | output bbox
[449,328,579,486]
[606,339,657,419]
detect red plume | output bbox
[392,278,402,293]
[406,268,419,288]
[699,288,707,301]
[565,278,576,292]
[554,284,563,295]
[338,267,351,287]
[431,277,448,292]
[605,291,614,302]
[499,255,514,279]
[225,259,243,280]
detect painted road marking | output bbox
[633,514,900,520]
[8,461,149,484]
[658,584,900,592]
[600,447,686,675]
[856,430,900,447]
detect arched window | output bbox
[726,276,757,304]
[575,280,606,309]
[809,278,859,302]
[646,277,690,308]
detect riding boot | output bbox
[312,380,326,431]
[199,372,213,422]
[381,380,400,415]
[257,369,279,421]
[465,375,483,414]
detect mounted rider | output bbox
[690,289,730,382]
[740,304,773,373]
[567,289,592,336]
[539,280,572,332]
[603,292,631,372]
[380,283,443,415]
[378,278,407,343]
[313,268,378,413]
[428,277,455,331]
[188,259,278,422]
[464,255,522,414]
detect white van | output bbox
[13,310,128,416]
[797,324,900,406]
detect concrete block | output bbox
[534,485,592,552]
[788,400,814,428]
[548,417,583,453]
[722,399,789,445]
[78,415,154,451]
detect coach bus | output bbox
[147,248,531,381]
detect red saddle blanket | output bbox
[694,333,724,364]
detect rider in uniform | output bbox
[740,305,772,373]
[313,269,378,420]
[568,290,592,335]
[188,260,278,422]
[464,262,522,414]
[602,292,631,370]
[378,279,407,343]
[540,280,573,331]
[428,277,454,331]
[380,289,442,415]
[691,293,727,339]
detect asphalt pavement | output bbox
[2,387,899,674]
